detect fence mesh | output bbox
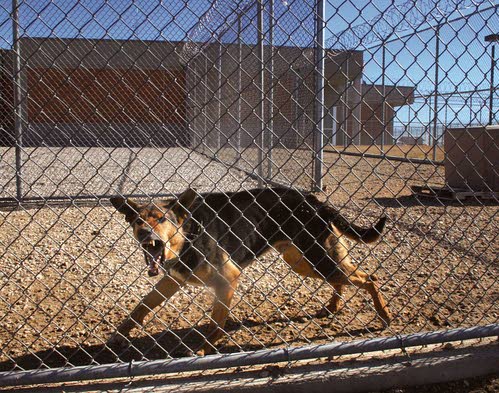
[0,0,497,386]
[184,0,318,190]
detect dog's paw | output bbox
[317,303,342,318]
[195,343,216,357]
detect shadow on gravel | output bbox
[372,195,496,264]
[372,194,498,208]
[0,316,384,372]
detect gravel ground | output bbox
[0,147,261,199]
[0,147,497,373]
[0,146,312,199]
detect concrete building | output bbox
[0,38,414,148]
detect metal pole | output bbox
[408,105,411,140]
[470,95,473,125]
[432,24,440,160]
[489,44,496,125]
[355,76,362,145]
[12,0,23,201]
[257,0,264,186]
[427,95,432,146]
[237,16,242,153]
[313,0,325,191]
[293,72,299,146]
[203,55,208,154]
[217,42,222,151]
[1,324,497,388]
[479,96,483,124]
[444,97,448,128]
[381,43,386,151]
[344,57,349,147]
[266,0,274,179]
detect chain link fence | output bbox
[0,0,498,387]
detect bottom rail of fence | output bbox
[0,324,497,388]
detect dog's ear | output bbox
[172,188,197,219]
[110,197,140,219]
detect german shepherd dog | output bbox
[109,187,391,355]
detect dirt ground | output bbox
[0,147,497,374]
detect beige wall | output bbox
[325,82,414,146]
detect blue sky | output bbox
[2,1,492,48]
[0,1,212,45]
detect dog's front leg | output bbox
[197,283,237,356]
[108,274,183,344]
[197,261,241,356]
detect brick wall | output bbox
[25,67,187,147]
[0,50,14,145]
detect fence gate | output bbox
[0,0,498,388]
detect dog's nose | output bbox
[137,229,162,243]
[137,229,154,243]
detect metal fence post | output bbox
[491,43,495,124]
[313,0,325,191]
[427,95,432,145]
[344,57,349,147]
[432,23,441,160]
[217,42,222,150]
[257,0,264,187]
[381,43,386,151]
[12,0,23,201]
[485,34,498,125]
[266,0,274,180]
[237,15,242,153]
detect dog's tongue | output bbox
[148,258,160,276]
[144,243,162,277]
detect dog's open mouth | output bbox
[142,240,165,277]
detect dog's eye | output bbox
[134,217,145,226]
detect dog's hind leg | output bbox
[280,243,341,318]
[281,245,345,318]
[197,259,241,356]
[280,239,391,326]
[316,284,344,317]
[331,259,392,326]
[109,274,183,344]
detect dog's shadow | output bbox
[0,315,384,372]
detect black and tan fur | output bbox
[109,187,391,355]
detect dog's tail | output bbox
[318,203,386,243]
[333,215,386,243]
